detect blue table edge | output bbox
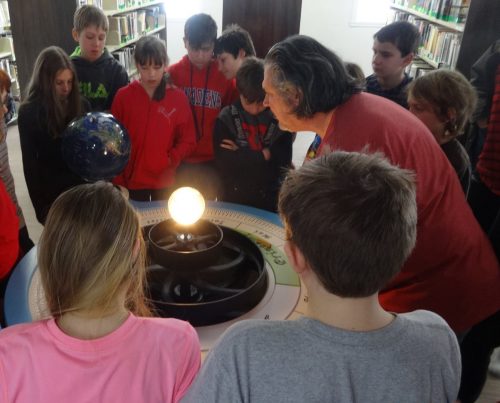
[4,201,283,326]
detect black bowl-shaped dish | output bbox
[148,219,223,272]
[146,225,268,326]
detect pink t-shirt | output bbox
[0,314,200,402]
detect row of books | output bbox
[406,59,434,78]
[394,12,461,68]
[112,33,162,77]
[79,0,159,13]
[419,25,461,68]
[0,1,10,29]
[103,0,149,11]
[392,0,469,23]
[106,6,165,46]
[113,45,135,75]
[78,0,103,8]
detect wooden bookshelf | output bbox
[102,0,163,17]
[416,52,440,68]
[390,0,499,77]
[390,4,464,32]
[107,24,165,52]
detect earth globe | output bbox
[62,112,131,182]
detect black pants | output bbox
[459,177,500,402]
[458,310,500,402]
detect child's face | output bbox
[138,61,167,94]
[217,50,245,79]
[371,39,412,80]
[408,95,447,144]
[240,96,266,116]
[54,68,74,100]
[73,25,107,62]
[184,39,214,70]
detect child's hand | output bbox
[262,148,271,161]
[220,139,239,151]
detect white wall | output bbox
[164,0,384,76]
[300,0,384,76]
[164,0,223,66]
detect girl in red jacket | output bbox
[111,36,196,201]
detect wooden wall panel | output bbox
[9,0,76,97]
[222,0,302,58]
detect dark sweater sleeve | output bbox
[470,40,500,122]
[18,104,50,224]
[213,117,267,171]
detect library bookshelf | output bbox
[7,0,167,98]
[389,0,500,79]
[0,1,18,102]
[97,0,166,78]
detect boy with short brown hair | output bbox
[183,151,461,402]
[71,5,128,111]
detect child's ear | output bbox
[237,48,246,59]
[402,52,414,67]
[183,37,188,50]
[72,28,80,43]
[284,240,308,275]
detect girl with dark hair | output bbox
[18,46,88,224]
[111,36,196,201]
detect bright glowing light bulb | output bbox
[168,187,205,226]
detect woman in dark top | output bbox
[19,46,88,224]
[407,69,477,196]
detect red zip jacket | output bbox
[169,56,236,163]
[111,81,196,190]
[0,178,18,279]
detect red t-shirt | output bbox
[319,92,500,332]
[169,56,236,163]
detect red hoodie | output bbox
[111,81,196,190]
[169,56,236,163]
[0,179,18,279]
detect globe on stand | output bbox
[62,112,131,182]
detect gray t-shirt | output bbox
[182,310,460,402]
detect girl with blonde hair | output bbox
[0,181,200,402]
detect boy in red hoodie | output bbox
[169,13,236,199]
